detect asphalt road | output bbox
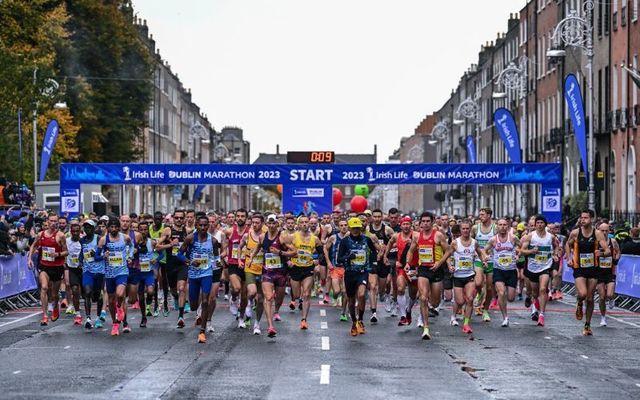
[1,293,640,400]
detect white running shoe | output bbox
[600,316,607,327]
[224,294,229,301]
[206,321,215,333]
[501,317,509,327]
[230,301,238,317]
[417,314,424,328]
[450,315,459,326]
[384,296,392,313]
[237,319,247,329]
[245,305,253,320]
[390,302,399,317]
[253,322,261,335]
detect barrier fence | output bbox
[562,255,640,311]
[0,253,39,315]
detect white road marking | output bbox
[320,365,330,384]
[581,355,589,359]
[12,370,21,375]
[320,309,326,317]
[635,383,640,388]
[0,312,41,328]
[321,336,330,350]
[607,315,640,329]
[321,321,328,329]
[544,336,552,340]
[64,345,71,349]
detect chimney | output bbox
[276,144,280,155]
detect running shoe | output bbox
[429,306,439,317]
[111,323,120,336]
[340,313,348,322]
[288,301,296,312]
[84,317,93,330]
[40,315,49,326]
[323,294,330,304]
[575,302,584,320]
[384,297,392,313]
[608,299,615,310]
[489,298,499,310]
[132,301,140,310]
[482,310,491,322]
[556,291,563,300]
[474,306,482,316]
[273,313,282,322]
[462,324,473,334]
[65,305,75,315]
[163,307,170,318]
[51,305,60,322]
[417,314,424,328]
[73,314,82,325]
[267,327,277,338]
[298,299,303,311]
[95,319,103,329]
[230,299,239,316]
[501,317,509,327]
[206,321,215,333]
[176,317,185,329]
[421,327,431,340]
[140,317,147,328]
[253,323,261,335]
[145,305,152,317]
[450,316,459,326]
[184,302,191,313]
[390,302,399,317]
[173,298,179,311]
[517,293,523,301]
[537,314,545,327]
[237,319,247,329]
[300,319,309,330]
[531,311,539,322]
[99,310,107,322]
[370,312,378,324]
[398,316,409,326]
[197,332,206,344]
[524,296,532,308]
[224,294,229,301]
[195,316,202,327]
[356,320,366,335]
[600,316,607,327]
[116,306,125,323]
[350,325,358,336]
[60,299,68,309]
[547,292,553,302]
[122,323,131,333]
[405,310,412,326]
[153,307,159,318]
[582,324,593,336]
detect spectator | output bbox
[0,219,13,256]
[620,227,640,256]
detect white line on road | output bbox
[12,371,21,375]
[544,336,552,340]
[635,383,640,388]
[64,345,71,349]
[320,321,328,329]
[581,355,589,359]
[320,365,330,384]
[320,309,326,317]
[607,315,640,329]
[321,336,330,351]
[0,312,40,328]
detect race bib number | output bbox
[497,254,513,268]
[418,246,434,265]
[42,247,56,262]
[139,261,151,272]
[264,253,282,270]
[297,250,312,265]
[252,254,264,266]
[172,242,183,256]
[579,253,595,268]
[232,244,240,259]
[83,251,95,264]
[352,250,366,267]
[458,256,473,270]
[599,256,612,269]
[192,255,209,269]
[68,254,80,268]
[108,252,124,267]
[534,253,549,264]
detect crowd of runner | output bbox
[23,206,640,344]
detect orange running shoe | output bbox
[73,314,82,325]
[575,302,583,321]
[582,324,593,336]
[356,320,366,335]
[51,305,60,321]
[197,332,206,343]
[350,325,358,336]
[462,324,473,334]
[40,315,49,326]
[300,319,308,330]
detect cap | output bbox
[348,217,363,229]
[400,216,412,224]
[364,209,372,216]
[266,214,278,223]
[83,219,97,228]
[99,215,109,222]
[516,222,525,231]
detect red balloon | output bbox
[332,188,343,205]
[350,195,368,213]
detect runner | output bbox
[324,218,349,321]
[385,208,402,316]
[79,219,105,329]
[367,209,396,324]
[471,208,495,322]
[565,210,611,335]
[596,223,619,327]
[548,223,566,300]
[385,215,418,327]
[223,208,250,327]
[483,218,520,327]
[406,211,449,340]
[158,210,189,328]
[239,213,266,334]
[520,215,560,327]
[65,222,83,325]
[28,213,68,325]
[436,219,486,334]
[337,217,378,336]
[149,211,166,317]
[205,213,225,333]
[132,221,156,328]
[289,215,320,330]
[515,223,527,301]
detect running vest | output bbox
[262,231,284,271]
[344,235,370,273]
[492,233,516,271]
[80,235,104,274]
[396,232,417,267]
[369,223,390,248]
[417,229,442,267]
[474,223,495,265]
[244,230,264,275]
[574,229,598,268]
[527,231,553,273]
[331,233,348,267]
[227,225,247,266]
[167,227,187,264]
[137,237,154,273]
[66,237,82,269]
[453,237,476,278]
[292,231,316,268]
[149,223,165,263]
[105,232,129,278]
[39,230,64,268]
[188,233,214,278]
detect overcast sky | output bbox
[133,0,524,162]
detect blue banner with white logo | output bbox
[614,255,640,298]
[282,185,332,215]
[564,74,588,183]
[466,136,476,164]
[540,185,562,224]
[39,119,60,182]
[493,108,522,164]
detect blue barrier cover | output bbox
[0,254,38,299]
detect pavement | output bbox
[1,294,640,400]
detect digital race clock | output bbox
[287,151,335,164]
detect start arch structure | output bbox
[59,162,562,221]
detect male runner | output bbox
[28,213,68,325]
[385,216,418,326]
[471,208,495,322]
[185,209,196,234]
[149,211,166,317]
[385,208,402,315]
[325,219,350,321]
[79,220,105,329]
[548,223,566,300]
[65,222,83,325]
[565,210,610,335]
[596,223,619,327]
[224,208,250,327]
[133,221,157,328]
[367,209,395,324]
[239,213,266,334]
[289,215,320,329]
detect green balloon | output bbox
[354,185,369,197]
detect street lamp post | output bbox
[548,0,595,212]
[456,97,481,214]
[429,120,451,214]
[188,121,209,207]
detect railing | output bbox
[609,211,640,227]
[0,254,39,316]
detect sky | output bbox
[133,0,524,162]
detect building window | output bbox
[634,0,639,22]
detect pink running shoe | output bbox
[462,324,473,334]
[537,314,545,327]
[111,323,120,336]
[116,305,125,323]
[273,313,282,322]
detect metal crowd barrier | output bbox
[0,253,40,316]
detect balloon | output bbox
[332,188,343,205]
[350,195,368,213]
[354,184,369,197]
[277,184,283,194]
